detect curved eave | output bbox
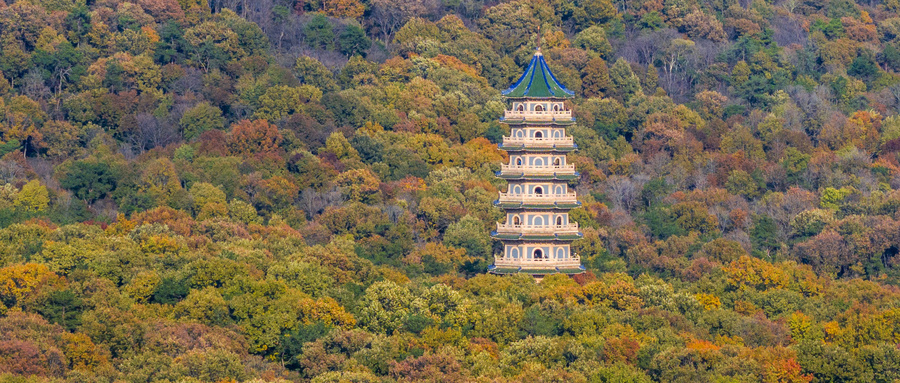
[500,118,576,125]
[494,201,582,210]
[490,231,584,241]
[488,265,586,275]
[499,145,577,152]
[495,172,581,181]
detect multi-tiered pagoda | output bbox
[488,48,585,277]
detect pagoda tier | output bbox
[489,49,585,277]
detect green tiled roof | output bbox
[502,50,575,99]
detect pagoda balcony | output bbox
[499,163,576,175]
[492,254,582,269]
[502,109,573,121]
[497,191,577,204]
[495,222,580,235]
[501,135,574,147]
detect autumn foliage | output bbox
[0,0,897,381]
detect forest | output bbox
[0,0,900,381]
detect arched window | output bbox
[534,131,543,138]
[516,129,524,137]
[516,158,522,166]
[513,216,521,225]
[534,186,543,195]
[511,248,519,259]
[557,248,565,258]
[535,104,544,112]
[534,249,543,259]
[553,158,561,166]
[553,104,560,111]
[556,216,563,226]
[516,104,524,111]
[534,216,543,225]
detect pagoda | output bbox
[488,48,585,277]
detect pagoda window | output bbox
[553,158,561,166]
[534,216,543,225]
[556,216,563,226]
[534,158,543,166]
[534,186,543,195]
[516,104,524,111]
[534,131,543,138]
[516,129,524,137]
[516,158,522,166]
[552,104,560,111]
[513,216,521,226]
[511,248,519,258]
[535,104,544,112]
[534,249,543,259]
[557,248,565,258]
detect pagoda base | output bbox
[488,265,585,276]
[488,255,585,276]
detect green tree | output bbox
[725,169,762,199]
[59,160,117,205]
[573,25,612,58]
[254,85,323,121]
[305,14,335,50]
[338,24,371,57]
[173,287,230,325]
[608,58,642,103]
[572,0,617,29]
[180,102,224,141]
[443,215,491,260]
[294,55,338,92]
[358,281,416,334]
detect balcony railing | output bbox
[493,254,582,268]
[497,192,577,204]
[502,136,574,147]
[500,164,576,174]
[503,110,573,121]
[496,222,580,235]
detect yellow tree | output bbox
[13,180,49,212]
[1,95,47,156]
[323,0,365,19]
[254,85,323,122]
[0,263,60,311]
[336,168,382,203]
[141,158,183,204]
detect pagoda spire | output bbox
[488,48,585,278]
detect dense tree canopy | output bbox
[0,0,899,382]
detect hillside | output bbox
[0,0,899,382]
